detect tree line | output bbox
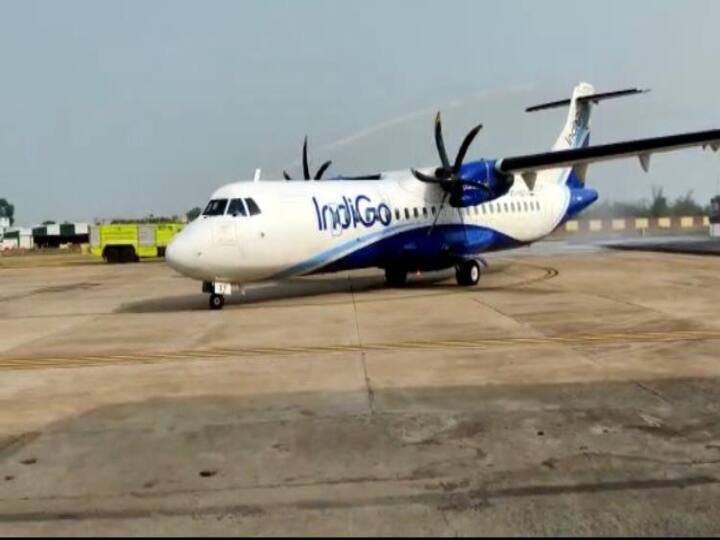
[0,198,14,225]
[584,187,710,219]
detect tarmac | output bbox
[1,241,719,535]
[605,235,720,256]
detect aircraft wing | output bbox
[495,129,720,176]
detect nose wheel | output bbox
[209,293,225,310]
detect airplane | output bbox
[165,82,720,310]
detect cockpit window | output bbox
[203,199,228,216]
[227,198,247,217]
[245,198,261,216]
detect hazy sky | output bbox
[2,0,720,225]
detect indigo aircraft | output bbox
[166,83,720,309]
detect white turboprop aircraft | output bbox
[166,82,720,309]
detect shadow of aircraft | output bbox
[116,269,477,314]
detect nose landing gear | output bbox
[209,293,225,310]
[204,281,233,310]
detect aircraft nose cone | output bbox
[165,235,183,271]
[165,231,198,275]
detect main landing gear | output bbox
[384,260,482,288]
[455,260,481,286]
[384,267,408,287]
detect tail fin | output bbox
[527,83,649,187]
[552,82,595,152]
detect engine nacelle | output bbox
[450,159,513,207]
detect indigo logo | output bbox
[313,195,392,231]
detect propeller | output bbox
[415,112,485,240]
[411,112,489,205]
[284,136,332,181]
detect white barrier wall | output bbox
[558,216,709,235]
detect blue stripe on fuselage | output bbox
[268,223,524,280]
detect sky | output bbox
[1,0,720,225]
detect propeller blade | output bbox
[426,192,449,236]
[457,207,469,245]
[434,112,451,172]
[314,160,332,180]
[453,123,483,174]
[302,136,311,180]
[283,170,292,181]
[411,168,443,184]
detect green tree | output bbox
[648,186,669,218]
[0,198,15,226]
[186,206,202,221]
[671,190,704,216]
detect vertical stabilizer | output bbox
[552,82,595,151]
[536,82,594,187]
[526,84,649,187]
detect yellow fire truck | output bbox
[89,222,183,263]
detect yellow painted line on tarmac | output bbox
[2,329,720,371]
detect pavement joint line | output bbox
[174,351,228,358]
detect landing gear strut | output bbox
[209,293,225,310]
[455,260,481,286]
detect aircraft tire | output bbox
[209,293,225,310]
[385,267,408,287]
[455,260,481,286]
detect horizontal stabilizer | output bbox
[496,129,720,175]
[526,88,650,113]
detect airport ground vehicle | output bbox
[90,222,183,263]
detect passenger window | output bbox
[482,204,486,214]
[404,208,410,220]
[489,203,494,214]
[523,201,528,212]
[245,198,261,216]
[510,202,516,212]
[431,206,436,215]
[422,207,428,218]
[504,203,509,213]
[227,198,247,217]
[202,199,228,216]
[413,208,419,218]
[395,209,401,221]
